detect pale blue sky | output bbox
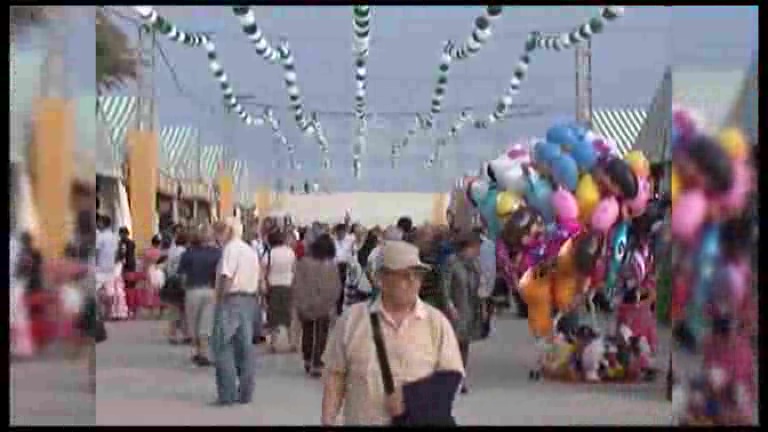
[24,6,757,192]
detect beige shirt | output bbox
[322,298,464,426]
[217,238,260,295]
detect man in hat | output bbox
[321,241,464,426]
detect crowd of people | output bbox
[87,211,500,418]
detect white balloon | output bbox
[489,152,531,194]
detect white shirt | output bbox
[334,234,356,264]
[250,239,267,259]
[218,238,261,295]
[95,229,120,274]
[367,245,384,278]
[166,245,186,278]
[266,245,296,287]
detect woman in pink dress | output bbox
[140,235,165,319]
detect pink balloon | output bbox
[671,189,708,243]
[626,178,651,217]
[716,161,752,213]
[551,188,579,222]
[590,197,619,233]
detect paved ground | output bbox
[94,311,674,426]
[10,351,95,425]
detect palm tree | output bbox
[96,7,139,95]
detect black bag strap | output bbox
[369,312,395,396]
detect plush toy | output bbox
[580,335,606,382]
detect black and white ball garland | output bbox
[231,6,282,64]
[263,107,298,171]
[352,5,372,179]
[446,6,502,60]
[471,6,626,131]
[133,6,208,47]
[532,6,625,51]
[203,39,264,127]
[232,7,319,137]
[134,6,263,127]
[399,42,454,150]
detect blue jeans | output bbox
[211,295,258,404]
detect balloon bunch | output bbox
[669,106,756,425]
[460,121,657,365]
[669,106,755,342]
[463,122,652,300]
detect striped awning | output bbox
[591,108,647,157]
[200,145,224,181]
[97,95,136,164]
[160,126,198,179]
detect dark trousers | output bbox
[301,317,331,369]
[336,263,348,315]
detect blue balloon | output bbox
[686,223,721,342]
[549,154,580,191]
[533,141,562,165]
[546,124,577,146]
[570,138,598,171]
[477,185,502,240]
[524,177,554,222]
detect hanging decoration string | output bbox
[423,109,474,168]
[263,107,297,171]
[203,39,265,127]
[399,42,453,150]
[133,6,263,127]
[446,6,503,60]
[233,6,319,138]
[231,6,282,64]
[398,6,502,151]
[475,6,625,130]
[133,6,208,47]
[352,5,372,180]
[443,6,626,137]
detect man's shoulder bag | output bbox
[369,312,460,426]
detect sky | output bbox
[29,5,757,193]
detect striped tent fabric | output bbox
[634,67,672,162]
[591,108,647,157]
[97,95,137,163]
[725,54,757,145]
[200,145,224,182]
[160,126,198,179]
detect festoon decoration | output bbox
[397,6,502,159]
[133,6,264,127]
[471,6,626,131]
[231,7,318,136]
[424,109,475,168]
[263,107,297,171]
[352,5,372,179]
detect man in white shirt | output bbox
[333,224,356,314]
[211,217,261,406]
[95,215,120,279]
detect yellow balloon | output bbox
[624,150,650,178]
[496,190,524,217]
[670,166,680,204]
[576,174,600,222]
[718,127,749,161]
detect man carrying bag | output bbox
[321,241,464,426]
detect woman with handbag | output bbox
[293,234,341,377]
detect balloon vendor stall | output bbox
[458,121,668,384]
